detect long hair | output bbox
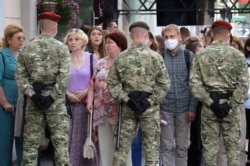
[86,26,107,59]
[148,31,158,52]
[244,38,250,58]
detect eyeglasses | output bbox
[16,36,25,41]
[105,40,115,45]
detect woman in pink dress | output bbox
[64,28,99,166]
[87,32,128,166]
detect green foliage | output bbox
[56,0,72,25]
[76,0,93,26]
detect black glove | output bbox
[127,99,142,112]
[140,99,150,112]
[127,98,150,114]
[31,94,54,110]
[128,91,151,114]
[38,95,54,110]
[210,102,231,118]
[31,93,42,104]
[218,102,231,118]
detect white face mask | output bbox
[164,39,179,50]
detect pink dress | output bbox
[92,57,119,128]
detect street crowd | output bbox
[0,10,250,166]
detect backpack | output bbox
[183,49,190,73]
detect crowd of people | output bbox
[1,10,250,166]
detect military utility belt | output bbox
[210,91,233,100]
[32,82,55,93]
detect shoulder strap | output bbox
[90,53,93,76]
[184,49,190,71]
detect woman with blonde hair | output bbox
[64,28,99,166]
[0,24,25,166]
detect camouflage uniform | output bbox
[107,43,170,166]
[15,34,70,165]
[190,41,249,166]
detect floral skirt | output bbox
[68,103,100,166]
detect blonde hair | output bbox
[64,28,88,49]
[162,24,180,36]
[2,24,24,47]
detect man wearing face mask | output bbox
[15,12,71,165]
[159,24,198,166]
[190,20,249,166]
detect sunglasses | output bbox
[16,36,25,41]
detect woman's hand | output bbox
[67,93,80,104]
[86,103,93,113]
[3,102,15,115]
[74,89,88,101]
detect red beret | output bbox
[38,12,61,22]
[211,20,232,30]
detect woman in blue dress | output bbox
[0,24,25,166]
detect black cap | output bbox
[129,21,150,32]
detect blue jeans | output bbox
[132,127,142,166]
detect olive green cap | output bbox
[129,21,150,32]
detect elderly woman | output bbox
[87,32,128,166]
[0,24,25,166]
[64,28,98,166]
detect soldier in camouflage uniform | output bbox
[107,21,170,166]
[15,12,70,165]
[189,20,249,166]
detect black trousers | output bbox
[188,102,203,166]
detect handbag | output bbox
[81,53,94,105]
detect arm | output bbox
[15,51,36,97]
[228,57,249,108]
[0,55,8,106]
[149,55,170,105]
[189,56,213,107]
[86,74,96,112]
[51,45,70,99]
[107,58,129,103]
[188,54,199,113]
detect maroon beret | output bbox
[38,12,61,22]
[211,20,232,30]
